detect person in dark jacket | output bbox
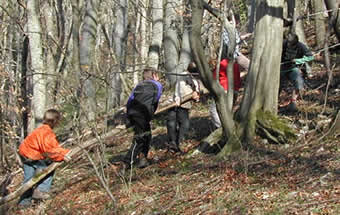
[123,67,163,168]
[280,33,314,111]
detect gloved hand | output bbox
[192,91,200,102]
[175,96,181,106]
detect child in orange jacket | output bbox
[18,109,71,207]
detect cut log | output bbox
[0,128,124,206]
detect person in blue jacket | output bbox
[280,33,314,111]
[123,67,163,168]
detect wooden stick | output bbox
[155,94,194,115]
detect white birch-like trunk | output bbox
[136,0,148,85]
[148,0,163,69]
[27,0,46,131]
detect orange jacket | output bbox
[19,124,70,161]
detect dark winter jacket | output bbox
[281,40,313,71]
[127,80,163,121]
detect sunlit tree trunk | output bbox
[27,0,46,131]
[190,0,237,153]
[148,0,163,69]
[238,0,283,146]
[79,0,98,121]
[41,0,57,106]
[138,0,148,85]
[324,0,340,42]
[71,0,83,117]
[111,0,128,108]
[191,0,284,155]
[314,0,327,49]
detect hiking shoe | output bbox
[287,101,298,112]
[168,143,184,154]
[136,157,150,169]
[32,189,50,200]
[17,202,32,209]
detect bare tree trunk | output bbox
[79,0,99,122]
[27,0,46,131]
[41,0,57,106]
[164,0,181,85]
[314,0,327,49]
[190,0,238,154]
[238,0,283,145]
[324,0,340,42]
[71,0,83,121]
[148,0,163,68]
[110,0,129,108]
[248,0,256,32]
[295,0,308,45]
[138,0,148,85]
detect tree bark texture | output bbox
[27,0,46,131]
[148,0,163,68]
[238,0,283,145]
[314,0,327,49]
[324,0,340,42]
[190,0,237,155]
[79,0,98,122]
[111,0,128,108]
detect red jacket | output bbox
[19,124,69,161]
[213,59,241,91]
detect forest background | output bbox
[0,0,339,214]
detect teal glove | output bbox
[295,56,314,65]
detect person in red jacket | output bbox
[209,56,241,128]
[18,109,71,208]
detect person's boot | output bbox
[287,100,298,112]
[32,189,50,200]
[136,155,150,168]
[168,141,181,153]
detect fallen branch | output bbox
[155,94,194,115]
[0,128,124,206]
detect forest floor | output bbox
[5,59,339,215]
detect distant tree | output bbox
[324,0,340,42]
[79,0,99,121]
[314,0,327,49]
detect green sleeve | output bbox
[295,56,314,65]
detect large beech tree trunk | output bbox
[191,0,284,156]
[238,0,283,146]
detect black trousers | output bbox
[125,114,151,163]
[166,107,190,146]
